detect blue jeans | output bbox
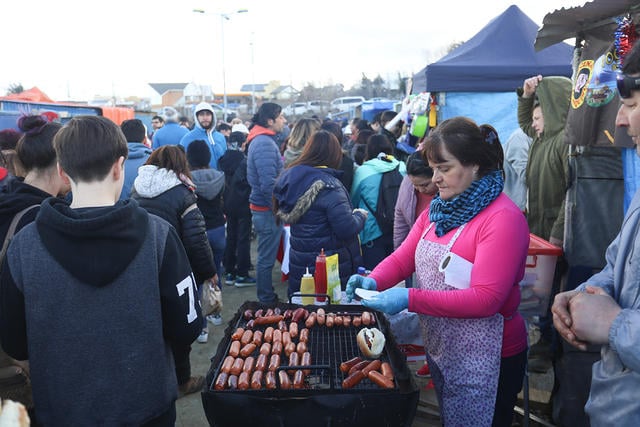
[206,225,226,281]
[251,210,282,303]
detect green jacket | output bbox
[518,76,571,242]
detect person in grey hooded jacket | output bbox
[552,41,640,426]
[180,102,227,170]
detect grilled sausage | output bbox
[283,309,293,321]
[381,362,394,380]
[221,355,235,374]
[362,359,382,376]
[245,319,255,330]
[334,315,343,326]
[228,340,241,358]
[305,312,317,328]
[289,322,299,339]
[299,328,310,343]
[340,356,363,373]
[254,314,284,326]
[348,360,370,376]
[242,356,255,373]
[259,342,271,356]
[352,316,362,327]
[271,340,283,356]
[214,372,228,390]
[288,352,299,374]
[243,309,254,320]
[325,313,335,328]
[296,341,307,356]
[264,326,274,343]
[230,358,244,376]
[268,354,281,371]
[251,370,263,389]
[278,320,288,332]
[361,311,372,326]
[265,371,277,389]
[231,328,244,340]
[227,374,238,390]
[368,370,394,389]
[316,308,326,325]
[343,316,352,327]
[292,307,307,322]
[240,330,253,346]
[252,330,263,346]
[342,370,365,389]
[293,370,305,389]
[254,309,264,318]
[265,308,274,317]
[238,371,250,390]
[272,329,282,343]
[255,353,268,372]
[301,351,312,375]
[282,331,291,346]
[240,343,257,358]
[284,341,296,357]
[278,370,291,389]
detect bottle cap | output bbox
[304,267,312,277]
[357,266,366,275]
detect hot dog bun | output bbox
[0,399,30,427]
[356,327,385,358]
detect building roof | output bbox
[240,83,268,92]
[271,85,299,95]
[148,83,189,95]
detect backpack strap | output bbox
[0,205,40,271]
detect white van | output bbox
[330,96,365,113]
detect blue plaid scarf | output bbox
[429,170,504,237]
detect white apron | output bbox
[416,223,503,427]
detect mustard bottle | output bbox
[300,267,315,305]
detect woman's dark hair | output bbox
[251,102,282,128]
[320,121,344,145]
[355,129,374,146]
[145,145,192,180]
[289,130,342,170]
[365,134,394,161]
[406,151,433,178]
[356,119,372,132]
[15,115,62,172]
[423,117,503,177]
[229,131,247,145]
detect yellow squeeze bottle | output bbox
[300,267,315,305]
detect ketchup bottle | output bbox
[315,248,327,303]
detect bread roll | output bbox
[356,327,385,358]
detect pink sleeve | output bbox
[407,205,529,318]
[369,209,431,290]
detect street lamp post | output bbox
[193,8,248,122]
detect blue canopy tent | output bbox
[412,4,573,139]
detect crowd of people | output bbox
[2,40,640,425]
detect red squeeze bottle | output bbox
[315,248,327,303]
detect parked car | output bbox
[330,96,365,113]
[282,102,309,116]
[307,100,332,115]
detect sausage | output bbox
[265,308,274,317]
[228,340,241,358]
[368,370,394,389]
[352,316,362,327]
[283,309,293,321]
[284,342,296,357]
[240,343,257,358]
[340,356,363,373]
[274,307,282,316]
[293,370,305,389]
[325,313,335,328]
[380,362,394,380]
[362,359,382,376]
[296,341,307,355]
[245,319,255,330]
[272,329,282,343]
[230,358,244,376]
[278,320,288,332]
[342,370,365,389]
[264,326,274,343]
[243,309,254,320]
[316,308,326,325]
[255,353,268,371]
[221,355,235,374]
[271,340,283,356]
[253,314,284,326]
[238,371,250,390]
[305,312,317,328]
[301,351,312,375]
[282,331,291,346]
[254,309,264,318]
[343,316,351,327]
[242,356,255,373]
[288,351,299,374]
[278,370,291,390]
[227,374,238,390]
[240,330,253,346]
[268,354,281,371]
[348,360,371,376]
[259,342,271,356]
[299,328,310,343]
[361,311,372,326]
[231,328,244,340]
[292,307,307,323]
[214,372,228,390]
[289,322,299,339]
[334,315,343,326]
[252,330,263,346]
[251,370,263,389]
[265,371,277,389]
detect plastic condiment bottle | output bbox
[315,249,327,303]
[300,267,315,305]
[357,266,367,276]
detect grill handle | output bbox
[289,292,332,305]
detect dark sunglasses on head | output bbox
[617,72,640,99]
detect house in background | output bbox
[240,83,268,99]
[271,85,300,102]
[148,83,189,109]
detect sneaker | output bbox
[234,276,257,288]
[415,362,431,378]
[178,375,205,398]
[197,329,208,344]
[207,314,223,326]
[224,273,236,286]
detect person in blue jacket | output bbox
[274,130,367,297]
[152,106,188,149]
[180,102,227,170]
[120,119,152,200]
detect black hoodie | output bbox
[0,178,52,243]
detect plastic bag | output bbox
[201,279,223,316]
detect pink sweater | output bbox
[369,193,529,357]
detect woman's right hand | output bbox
[346,274,377,302]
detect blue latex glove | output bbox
[362,287,409,315]
[345,274,377,302]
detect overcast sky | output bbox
[0,0,587,101]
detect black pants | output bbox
[224,214,252,277]
[172,343,192,385]
[141,403,176,427]
[493,349,527,427]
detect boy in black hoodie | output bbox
[0,116,201,426]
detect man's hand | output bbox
[569,286,621,346]
[523,75,543,98]
[552,290,588,350]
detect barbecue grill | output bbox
[201,300,419,427]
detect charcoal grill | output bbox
[201,301,419,427]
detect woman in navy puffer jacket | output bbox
[273,130,367,297]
